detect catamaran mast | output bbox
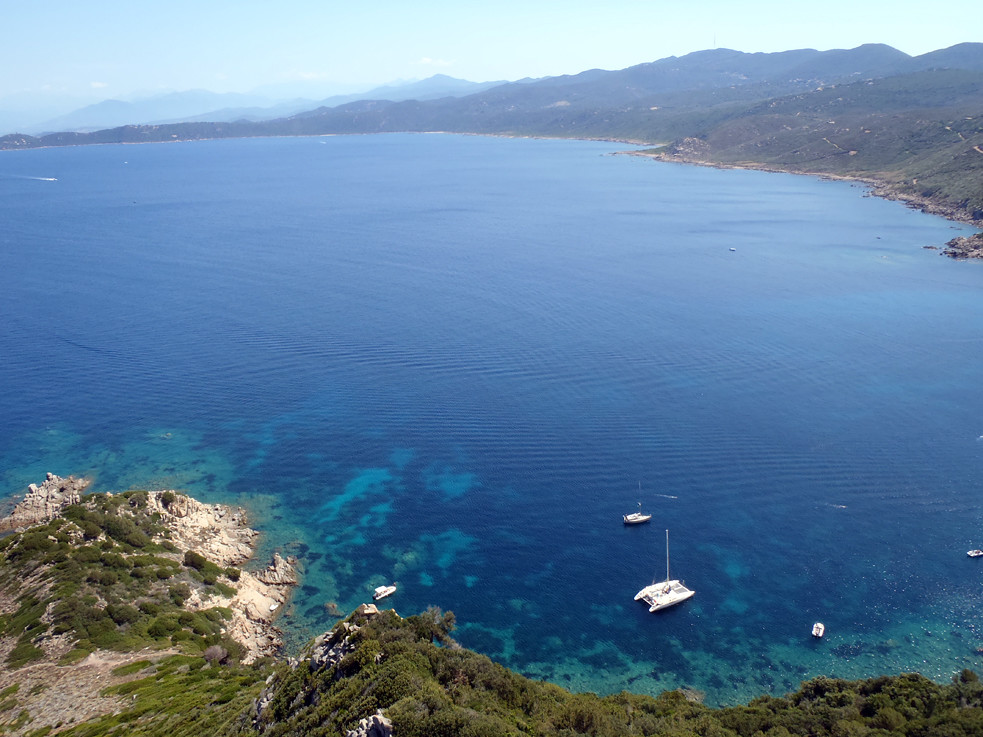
[665,529,670,582]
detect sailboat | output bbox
[623,501,652,525]
[623,482,652,524]
[634,529,695,612]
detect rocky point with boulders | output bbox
[0,473,300,735]
[942,232,983,259]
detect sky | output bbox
[2,0,979,104]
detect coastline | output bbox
[626,147,983,231]
[0,474,297,664]
[4,127,978,255]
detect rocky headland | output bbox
[0,474,298,734]
[1,473,296,664]
[942,232,983,259]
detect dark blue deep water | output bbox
[2,134,982,705]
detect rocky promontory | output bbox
[942,232,983,259]
[0,474,298,734]
[0,473,91,533]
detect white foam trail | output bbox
[1,174,58,181]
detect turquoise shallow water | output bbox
[1,134,982,705]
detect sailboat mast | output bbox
[665,529,670,582]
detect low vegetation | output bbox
[57,654,268,737]
[0,490,244,668]
[238,608,983,737]
[2,496,983,735]
[649,70,983,221]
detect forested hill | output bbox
[3,43,982,221]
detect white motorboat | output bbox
[373,584,397,601]
[634,529,694,612]
[968,549,983,558]
[623,501,652,525]
[812,622,825,638]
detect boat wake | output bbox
[2,174,58,182]
[654,494,678,499]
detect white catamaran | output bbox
[634,529,695,612]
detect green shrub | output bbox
[7,639,44,668]
[107,603,141,626]
[138,601,162,616]
[148,615,182,638]
[213,581,237,598]
[183,550,208,570]
[169,584,191,606]
[80,520,102,539]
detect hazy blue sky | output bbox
[3,0,977,101]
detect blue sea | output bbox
[1,133,982,706]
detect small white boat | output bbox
[968,550,983,557]
[623,483,653,525]
[634,529,694,612]
[623,501,652,525]
[812,622,825,638]
[373,584,397,601]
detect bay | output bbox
[1,133,981,705]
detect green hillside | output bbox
[39,607,983,737]
[3,45,982,225]
[648,70,983,220]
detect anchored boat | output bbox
[623,501,652,525]
[373,584,397,601]
[623,482,653,524]
[634,529,694,612]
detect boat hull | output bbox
[635,579,694,611]
[373,585,397,601]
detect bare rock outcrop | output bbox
[142,492,295,663]
[943,232,983,259]
[222,558,297,663]
[255,552,299,586]
[346,710,393,737]
[156,494,298,665]
[146,491,256,568]
[308,624,359,672]
[0,473,90,533]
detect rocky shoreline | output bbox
[0,474,297,664]
[941,232,983,259]
[629,146,983,258]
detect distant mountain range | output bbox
[1,75,508,135]
[3,43,981,221]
